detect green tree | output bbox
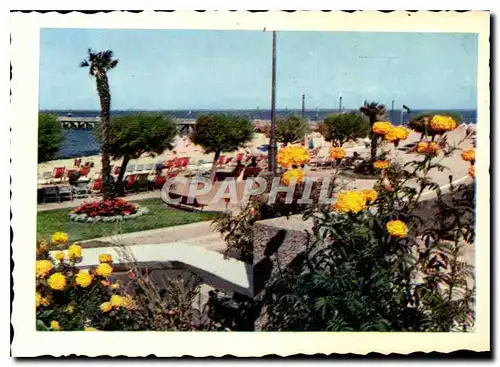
[190,114,254,182]
[318,112,370,147]
[276,115,310,146]
[360,101,386,162]
[80,49,119,199]
[38,113,63,163]
[99,113,178,195]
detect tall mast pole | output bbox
[301,94,305,118]
[268,31,277,175]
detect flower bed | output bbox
[69,199,149,223]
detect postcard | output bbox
[10,10,490,357]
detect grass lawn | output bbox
[37,198,221,243]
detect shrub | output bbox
[38,113,63,163]
[101,113,178,195]
[71,198,138,217]
[190,113,254,182]
[259,120,475,331]
[275,115,310,146]
[318,112,370,147]
[36,233,245,331]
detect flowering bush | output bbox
[72,198,137,217]
[252,114,475,331]
[36,233,241,331]
[69,199,149,223]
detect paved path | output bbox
[79,220,225,251]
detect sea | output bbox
[43,109,477,159]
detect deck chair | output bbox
[58,185,73,201]
[125,164,136,173]
[90,178,103,195]
[52,167,65,179]
[135,164,145,172]
[79,165,90,178]
[43,186,59,203]
[73,181,89,198]
[135,173,150,191]
[144,163,155,172]
[42,171,52,180]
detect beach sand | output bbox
[38,125,475,185]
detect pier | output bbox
[57,116,196,135]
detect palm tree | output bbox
[80,49,119,199]
[360,101,386,162]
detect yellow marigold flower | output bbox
[372,121,393,136]
[53,251,65,262]
[461,149,475,162]
[99,253,112,264]
[110,294,125,308]
[123,295,136,310]
[84,327,98,331]
[330,147,346,160]
[36,260,53,278]
[281,169,305,186]
[47,272,66,291]
[36,293,41,308]
[277,145,311,168]
[50,320,61,331]
[333,191,367,214]
[386,220,408,238]
[68,244,82,260]
[384,127,410,142]
[75,270,93,288]
[417,141,440,156]
[66,305,75,314]
[427,142,441,156]
[100,302,112,313]
[373,160,390,169]
[430,115,457,132]
[41,296,51,306]
[417,141,429,153]
[360,189,378,203]
[469,165,475,178]
[51,232,69,246]
[95,263,113,278]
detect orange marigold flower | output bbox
[333,191,367,214]
[36,260,53,278]
[277,145,311,168]
[373,160,390,170]
[281,169,305,186]
[360,189,378,203]
[461,149,475,162]
[47,272,66,291]
[330,147,346,160]
[386,220,408,238]
[430,115,457,132]
[372,121,393,136]
[99,253,112,264]
[469,165,475,178]
[95,263,113,278]
[100,302,112,313]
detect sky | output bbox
[39,29,478,111]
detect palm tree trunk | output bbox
[96,74,113,199]
[210,151,221,183]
